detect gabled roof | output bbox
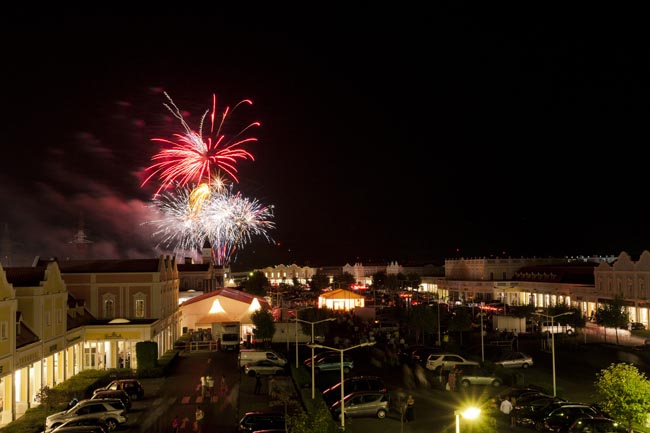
[5,267,46,287]
[319,289,364,299]
[182,287,268,307]
[16,312,40,348]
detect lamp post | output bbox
[308,341,376,431]
[455,407,481,433]
[535,311,573,396]
[294,317,336,399]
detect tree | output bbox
[405,272,422,291]
[406,304,437,345]
[297,307,335,339]
[596,296,630,345]
[242,271,270,297]
[595,362,650,432]
[309,271,329,292]
[251,309,275,347]
[448,306,473,346]
[334,272,355,289]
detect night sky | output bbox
[1,11,649,270]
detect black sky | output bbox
[1,11,649,269]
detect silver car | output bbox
[244,359,286,377]
[45,399,127,431]
[495,351,534,369]
[329,391,390,420]
[457,365,503,388]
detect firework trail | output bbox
[142,92,260,197]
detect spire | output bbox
[69,213,93,258]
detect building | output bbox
[0,255,181,427]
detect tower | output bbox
[69,213,93,258]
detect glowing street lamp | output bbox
[535,311,573,396]
[308,341,376,431]
[294,317,336,399]
[455,406,481,433]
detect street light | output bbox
[294,317,336,399]
[455,406,481,433]
[308,341,376,431]
[535,311,573,396]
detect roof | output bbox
[58,259,162,273]
[182,287,268,307]
[5,266,46,287]
[319,289,365,299]
[513,263,597,284]
[178,263,211,272]
[16,312,40,348]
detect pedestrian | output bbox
[500,396,514,426]
[200,376,206,397]
[405,394,415,422]
[254,373,262,395]
[194,406,204,433]
[172,414,180,433]
[447,368,457,392]
[220,373,227,396]
[180,417,190,433]
[206,375,214,397]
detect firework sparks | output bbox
[147,183,275,266]
[142,92,260,197]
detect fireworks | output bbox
[143,92,274,266]
[148,182,275,266]
[142,92,260,197]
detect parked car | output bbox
[238,411,285,433]
[312,353,354,374]
[42,416,110,433]
[457,365,502,388]
[90,389,132,411]
[321,376,387,407]
[93,379,144,400]
[567,416,628,433]
[425,353,479,372]
[413,346,442,364]
[512,395,566,427]
[303,350,338,368]
[47,427,108,433]
[495,351,534,369]
[329,391,390,421]
[630,322,646,330]
[244,360,286,377]
[531,401,605,432]
[45,399,128,431]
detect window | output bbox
[104,299,115,319]
[1,321,7,340]
[45,311,51,326]
[134,297,145,318]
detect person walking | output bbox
[405,394,415,422]
[220,373,227,396]
[172,414,180,433]
[194,406,204,433]
[500,396,514,427]
[254,373,262,395]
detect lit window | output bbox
[135,298,145,318]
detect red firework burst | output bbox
[142,92,259,196]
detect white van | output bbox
[540,322,575,335]
[238,349,288,368]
